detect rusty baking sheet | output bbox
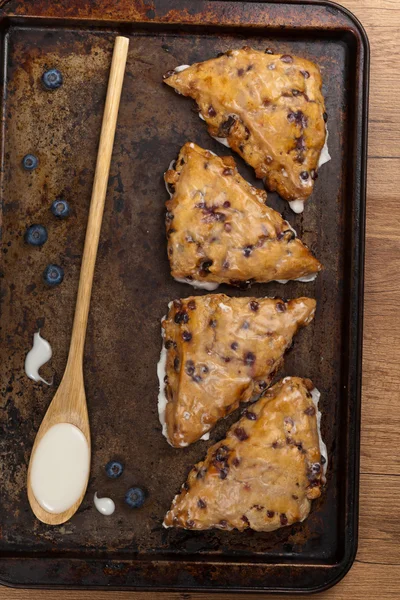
[0,0,368,593]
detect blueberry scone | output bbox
[158,295,316,447]
[165,143,322,290]
[163,47,330,212]
[164,377,327,531]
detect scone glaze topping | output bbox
[165,143,322,288]
[164,377,326,531]
[164,47,327,208]
[159,294,316,447]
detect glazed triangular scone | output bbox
[165,143,322,289]
[164,47,329,211]
[158,295,316,448]
[164,377,327,531]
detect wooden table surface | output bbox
[1,0,399,598]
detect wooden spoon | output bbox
[27,36,129,525]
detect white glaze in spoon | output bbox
[25,331,52,385]
[94,492,115,515]
[30,423,90,514]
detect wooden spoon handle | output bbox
[67,36,129,367]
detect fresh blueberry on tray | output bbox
[51,198,70,219]
[125,487,145,508]
[24,224,48,246]
[43,264,64,286]
[22,154,38,171]
[105,460,124,479]
[42,68,63,90]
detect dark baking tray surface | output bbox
[0,0,368,593]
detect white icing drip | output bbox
[318,126,331,168]
[199,113,205,121]
[289,200,304,214]
[296,272,318,282]
[310,388,328,475]
[213,135,230,148]
[164,159,177,198]
[174,277,219,291]
[25,331,53,385]
[94,492,115,516]
[200,432,210,441]
[157,341,170,443]
[176,272,317,288]
[275,273,318,284]
[164,183,173,199]
[174,64,190,72]
[285,221,298,237]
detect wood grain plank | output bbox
[367,26,400,146]
[364,27,400,126]
[362,159,400,475]
[369,121,400,158]
[343,0,400,28]
[358,474,400,563]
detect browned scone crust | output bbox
[161,294,316,447]
[164,377,326,531]
[164,47,326,204]
[165,143,322,287]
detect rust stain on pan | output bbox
[2,0,359,29]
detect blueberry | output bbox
[125,487,145,508]
[24,224,48,246]
[42,68,63,90]
[51,198,70,219]
[105,460,124,479]
[22,154,38,171]
[43,264,64,286]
